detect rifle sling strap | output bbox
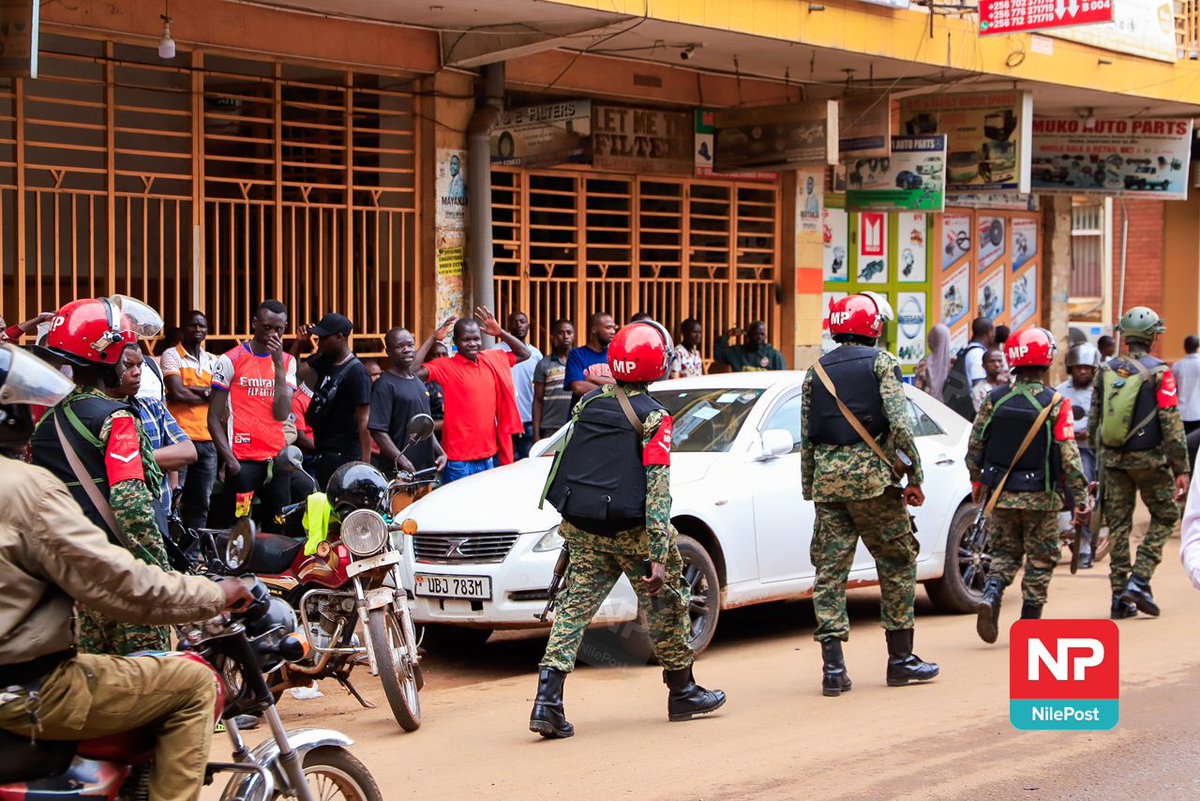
[811,360,898,477]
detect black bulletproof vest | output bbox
[807,345,888,447]
[30,393,127,545]
[980,386,1061,493]
[1111,355,1165,452]
[544,390,664,537]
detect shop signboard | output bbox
[896,292,928,365]
[593,105,693,176]
[978,0,1113,37]
[899,91,1033,193]
[713,100,838,172]
[490,99,591,167]
[839,94,891,161]
[1047,0,1178,62]
[857,212,888,284]
[845,135,946,212]
[695,110,777,182]
[1029,117,1192,200]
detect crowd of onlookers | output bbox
[116,303,789,531]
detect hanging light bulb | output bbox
[158,15,176,59]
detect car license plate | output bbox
[414,574,492,600]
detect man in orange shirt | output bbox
[161,310,217,529]
[207,300,297,526]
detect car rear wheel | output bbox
[925,502,988,614]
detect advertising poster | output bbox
[857,212,888,284]
[896,292,928,365]
[950,324,969,354]
[898,212,928,283]
[695,110,776,182]
[594,105,693,176]
[845,135,947,212]
[978,268,1006,320]
[942,261,971,327]
[839,94,891,161]
[1047,0,1178,62]
[822,291,849,354]
[942,213,972,270]
[490,100,591,167]
[797,168,824,235]
[435,232,464,326]
[979,0,1113,37]
[1029,118,1193,200]
[1012,267,1038,326]
[713,100,838,172]
[1012,217,1038,270]
[978,216,1006,271]
[436,148,467,231]
[823,207,849,283]
[899,91,1033,193]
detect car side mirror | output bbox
[758,429,795,460]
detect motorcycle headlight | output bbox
[340,509,389,557]
[533,526,563,553]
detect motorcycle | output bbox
[0,575,381,801]
[224,415,436,732]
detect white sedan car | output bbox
[398,371,982,654]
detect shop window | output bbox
[1070,199,1108,303]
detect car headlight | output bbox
[340,509,389,557]
[533,526,563,553]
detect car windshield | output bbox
[655,387,764,452]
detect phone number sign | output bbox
[979,0,1113,35]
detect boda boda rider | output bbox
[0,341,254,801]
[29,296,179,655]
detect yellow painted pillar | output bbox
[1161,191,1200,363]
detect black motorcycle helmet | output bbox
[0,343,74,456]
[326,461,389,514]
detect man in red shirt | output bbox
[414,307,529,482]
[208,300,297,525]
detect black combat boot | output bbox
[1120,574,1160,617]
[1110,593,1138,619]
[529,668,574,739]
[819,639,853,697]
[1020,600,1043,619]
[976,577,1005,644]
[885,629,939,686]
[663,665,726,721]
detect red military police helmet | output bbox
[609,320,674,383]
[1005,326,1057,368]
[38,295,163,367]
[828,291,894,339]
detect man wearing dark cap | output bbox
[306,312,373,487]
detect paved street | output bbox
[211,538,1200,801]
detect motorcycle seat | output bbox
[0,728,77,783]
[247,533,306,575]
[77,729,156,764]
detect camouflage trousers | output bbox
[1103,464,1180,593]
[812,488,918,642]
[540,533,693,673]
[988,508,1060,605]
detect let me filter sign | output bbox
[1009,620,1119,731]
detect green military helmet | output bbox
[1118,306,1166,343]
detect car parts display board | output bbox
[845,135,947,212]
[1029,118,1192,200]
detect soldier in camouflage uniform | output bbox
[802,292,938,697]
[1089,307,1190,618]
[969,328,1090,643]
[30,297,173,654]
[531,320,725,738]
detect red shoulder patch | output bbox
[1054,398,1075,442]
[105,415,146,486]
[644,416,673,467]
[1158,368,1179,409]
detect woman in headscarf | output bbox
[914,323,951,399]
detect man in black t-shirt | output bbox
[370,327,447,476]
[306,313,373,487]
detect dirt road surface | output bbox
[209,540,1200,800]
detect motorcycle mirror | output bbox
[224,517,258,574]
[405,413,434,444]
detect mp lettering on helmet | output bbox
[830,311,852,326]
[614,359,638,376]
[1008,343,1029,361]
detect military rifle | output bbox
[536,545,570,622]
[963,488,992,591]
